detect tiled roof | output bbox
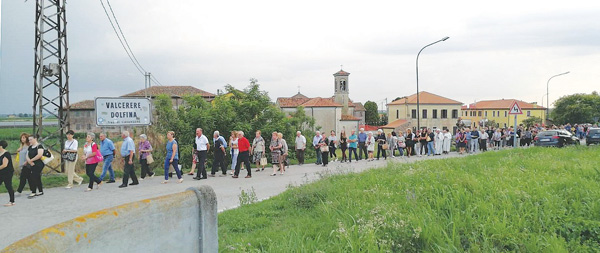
[122,86,216,98]
[69,100,95,110]
[301,97,343,107]
[388,91,463,105]
[360,125,380,131]
[277,97,312,108]
[353,102,366,111]
[291,92,309,99]
[462,99,546,110]
[334,69,350,76]
[341,115,360,121]
[277,95,358,108]
[381,119,409,129]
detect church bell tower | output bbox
[333,68,350,115]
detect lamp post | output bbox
[416,36,449,130]
[546,71,570,120]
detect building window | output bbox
[411,109,417,119]
[396,110,399,119]
[76,124,81,130]
[441,109,448,119]
[422,109,428,119]
[504,111,507,117]
[485,111,488,117]
[497,111,500,117]
[527,111,531,117]
[432,109,438,119]
[478,111,482,117]
[452,109,458,119]
[493,111,495,117]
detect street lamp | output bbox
[416,36,449,130]
[546,71,570,120]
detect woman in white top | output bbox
[366,132,375,161]
[229,131,239,175]
[63,130,83,188]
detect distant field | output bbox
[219,146,600,252]
[0,127,59,152]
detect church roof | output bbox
[333,69,350,76]
[388,91,462,105]
[291,92,309,99]
[277,95,359,108]
[353,102,366,111]
[461,99,545,110]
[301,97,343,107]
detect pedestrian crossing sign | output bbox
[508,101,523,115]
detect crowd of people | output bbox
[0,122,597,207]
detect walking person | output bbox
[270,132,283,176]
[82,133,102,191]
[26,135,44,199]
[118,131,139,188]
[211,131,228,177]
[161,131,183,184]
[366,132,375,161]
[294,131,306,165]
[16,133,30,194]
[328,131,338,162]
[319,132,330,166]
[138,134,154,180]
[193,128,210,180]
[339,131,348,162]
[63,130,83,188]
[0,140,16,206]
[252,130,266,172]
[233,131,252,179]
[279,133,289,170]
[358,128,368,160]
[348,130,359,162]
[229,131,239,175]
[405,129,416,158]
[313,131,322,165]
[376,129,387,160]
[98,133,116,183]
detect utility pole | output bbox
[32,0,69,173]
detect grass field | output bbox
[218,146,600,252]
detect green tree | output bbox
[364,101,379,125]
[522,116,543,127]
[551,92,600,124]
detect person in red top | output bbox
[233,131,252,178]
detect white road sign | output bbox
[95,97,152,126]
[508,101,523,115]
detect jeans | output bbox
[234,151,252,176]
[315,148,322,164]
[231,151,238,172]
[296,149,305,165]
[122,157,138,185]
[348,147,358,161]
[358,142,367,160]
[164,158,181,180]
[196,150,207,178]
[211,151,227,175]
[100,154,115,181]
[470,138,479,152]
[329,146,337,158]
[427,142,434,156]
[85,163,101,189]
[398,147,404,156]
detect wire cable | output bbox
[106,0,148,74]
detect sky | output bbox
[1,0,599,114]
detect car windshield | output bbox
[538,131,557,137]
[589,129,600,134]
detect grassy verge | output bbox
[218,146,600,252]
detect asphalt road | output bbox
[0,152,459,249]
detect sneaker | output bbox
[65,185,73,189]
[36,192,44,196]
[77,179,83,186]
[3,202,15,207]
[149,174,155,179]
[210,174,216,177]
[85,188,92,192]
[96,182,103,189]
[27,193,36,199]
[178,179,184,183]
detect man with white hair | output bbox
[211,131,228,177]
[295,131,306,165]
[233,131,251,178]
[119,131,138,188]
[313,131,322,165]
[358,128,368,160]
[193,128,210,180]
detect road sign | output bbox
[95,97,152,126]
[508,101,523,115]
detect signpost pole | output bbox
[514,115,518,148]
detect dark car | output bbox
[586,128,600,146]
[534,130,580,147]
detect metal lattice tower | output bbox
[32,0,69,173]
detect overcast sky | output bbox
[1,0,599,114]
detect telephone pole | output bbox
[32,0,70,172]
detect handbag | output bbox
[398,142,406,148]
[41,152,55,165]
[146,153,154,164]
[62,152,77,162]
[426,136,431,142]
[382,144,389,150]
[94,143,104,162]
[260,153,268,166]
[320,145,329,152]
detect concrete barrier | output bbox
[2,186,218,253]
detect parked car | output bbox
[534,130,580,147]
[586,128,600,146]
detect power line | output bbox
[105,0,147,74]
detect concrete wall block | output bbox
[3,186,218,253]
